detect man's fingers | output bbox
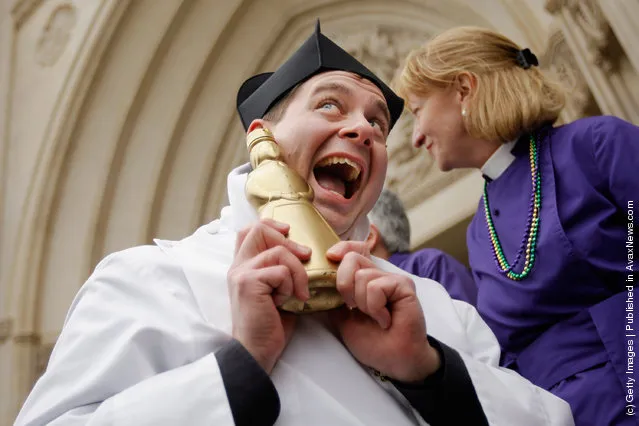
[260,218,291,234]
[273,293,292,306]
[230,219,312,307]
[326,240,371,262]
[335,252,374,307]
[235,218,289,252]
[353,268,384,314]
[234,226,251,254]
[366,277,397,329]
[230,263,290,299]
[338,270,416,330]
[327,241,379,309]
[367,275,416,329]
[249,246,310,301]
[235,219,311,263]
[257,265,294,300]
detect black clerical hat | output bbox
[236,21,404,131]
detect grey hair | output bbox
[368,189,411,254]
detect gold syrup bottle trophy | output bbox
[245,128,344,313]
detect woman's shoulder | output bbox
[544,115,638,188]
[549,115,632,142]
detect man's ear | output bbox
[455,72,476,105]
[366,223,381,252]
[247,119,269,134]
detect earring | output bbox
[461,108,467,117]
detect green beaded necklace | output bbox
[483,134,541,281]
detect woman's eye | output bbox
[320,102,337,110]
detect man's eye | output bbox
[369,118,387,134]
[317,97,342,111]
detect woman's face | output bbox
[406,87,478,171]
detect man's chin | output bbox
[316,207,351,238]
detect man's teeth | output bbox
[315,157,361,181]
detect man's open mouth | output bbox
[313,156,362,199]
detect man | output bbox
[367,189,478,305]
[15,22,573,426]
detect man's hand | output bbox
[227,219,311,374]
[326,241,441,383]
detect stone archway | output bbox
[3,0,602,422]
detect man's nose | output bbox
[338,116,374,147]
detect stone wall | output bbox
[0,0,637,423]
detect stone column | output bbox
[541,28,601,123]
[597,0,639,75]
[545,0,639,123]
[0,319,42,426]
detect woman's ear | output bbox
[455,72,476,104]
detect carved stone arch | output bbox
[231,1,495,212]
[3,0,514,420]
[541,27,601,122]
[5,0,135,417]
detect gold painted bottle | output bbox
[245,128,343,313]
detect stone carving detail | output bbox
[542,29,600,120]
[11,0,45,30]
[36,4,77,67]
[330,27,470,209]
[572,0,616,71]
[545,0,617,72]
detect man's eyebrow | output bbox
[311,82,391,127]
[310,82,353,98]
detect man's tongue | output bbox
[316,171,345,197]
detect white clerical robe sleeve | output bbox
[14,246,236,426]
[452,299,575,426]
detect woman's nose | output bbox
[412,125,426,148]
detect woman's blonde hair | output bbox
[394,26,566,142]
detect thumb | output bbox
[326,241,370,262]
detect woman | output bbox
[394,26,638,425]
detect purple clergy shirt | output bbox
[389,248,477,306]
[467,116,638,425]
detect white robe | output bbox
[15,164,574,426]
